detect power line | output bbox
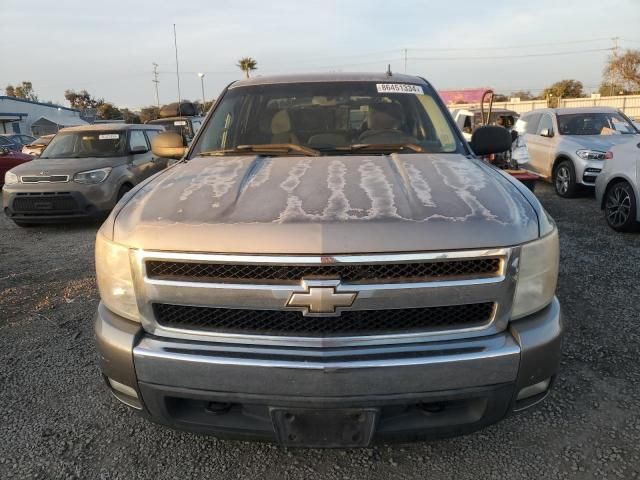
[409,47,613,62]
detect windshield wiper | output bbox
[201,143,320,157]
[349,143,424,153]
[320,143,424,154]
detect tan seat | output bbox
[359,103,418,144]
[271,110,299,144]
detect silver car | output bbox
[595,139,640,232]
[2,124,165,226]
[514,107,639,197]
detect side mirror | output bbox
[151,132,186,160]
[130,144,149,155]
[470,126,512,156]
[540,128,554,138]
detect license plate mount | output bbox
[271,408,378,447]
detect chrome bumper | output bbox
[95,298,562,442]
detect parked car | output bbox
[22,134,55,157]
[94,72,562,447]
[147,101,204,146]
[451,107,519,141]
[2,124,165,226]
[595,139,640,232]
[514,107,639,197]
[0,147,32,187]
[0,133,36,146]
[0,135,21,152]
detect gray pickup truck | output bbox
[95,73,562,447]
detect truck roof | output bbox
[524,106,622,116]
[230,72,427,88]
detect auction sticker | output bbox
[174,120,187,126]
[99,134,120,140]
[376,83,424,94]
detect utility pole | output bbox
[152,62,160,108]
[610,37,620,97]
[173,24,182,116]
[404,49,408,73]
[198,73,206,114]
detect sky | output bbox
[2,0,640,110]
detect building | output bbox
[0,96,87,136]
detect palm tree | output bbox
[237,57,258,79]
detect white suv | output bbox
[513,107,639,197]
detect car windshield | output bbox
[558,112,638,135]
[192,81,463,156]
[40,131,127,158]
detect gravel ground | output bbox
[1,182,639,480]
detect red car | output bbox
[0,148,32,187]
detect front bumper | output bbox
[95,298,562,445]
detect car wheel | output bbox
[553,160,578,198]
[604,181,638,232]
[117,184,132,201]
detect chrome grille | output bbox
[134,249,516,346]
[153,302,495,336]
[146,258,501,284]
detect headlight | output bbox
[95,232,140,322]
[511,228,559,320]
[576,149,612,161]
[74,167,111,184]
[4,171,19,185]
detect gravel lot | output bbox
[1,182,639,480]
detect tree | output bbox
[5,81,38,101]
[541,80,585,106]
[237,57,257,79]
[64,89,102,110]
[604,49,640,93]
[510,90,534,100]
[492,93,508,102]
[96,102,121,120]
[598,82,636,97]
[139,106,160,123]
[119,108,141,124]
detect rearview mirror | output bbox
[470,126,512,156]
[151,132,186,160]
[130,145,149,155]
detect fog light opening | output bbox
[517,378,551,401]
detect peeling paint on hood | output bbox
[113,153,539,253]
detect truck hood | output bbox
[112,153,539,253]
[9,156,126,176]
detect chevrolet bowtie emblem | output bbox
[287,286,356,315]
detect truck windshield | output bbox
[40,131,127,158]
[557,112,638,135]
[193,81,463,156]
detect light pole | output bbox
[198,73,206,114]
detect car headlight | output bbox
[4,171,19,185]
[74,167,111,184]
[511,228,559,320]
[576,149,612,161]
[95,232,140,322]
